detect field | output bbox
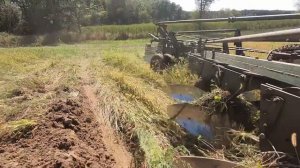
[0,36,297,167]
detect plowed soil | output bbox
[0,60,133,168]
[0,97,116,168]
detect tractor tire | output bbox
[150,54,166,72]
[267,44,300,64]
[163,54,176,66]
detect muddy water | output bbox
[165,85,232,145]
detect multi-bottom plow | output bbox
[146,14,300,167]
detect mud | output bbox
[0,97,116,168]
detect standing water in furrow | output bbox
[165,85,213,138]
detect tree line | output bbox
[0,0,189,35]
[1,0,298,35]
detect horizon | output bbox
[170,0,297,12]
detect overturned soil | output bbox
[0,96,116,168]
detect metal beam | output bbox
[157,13,300,25]
[192,51,300,87]
[206,28,300,43]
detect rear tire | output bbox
[150,54,166,72]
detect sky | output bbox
[169,0,297,11]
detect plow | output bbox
[145,13,300,167]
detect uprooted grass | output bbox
[0,119,37,140]
[191,88,265,167]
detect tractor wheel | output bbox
[150,54,166,72]
[163,54,176,67]
[267,44,300,64]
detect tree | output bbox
[0,4,20,32]
[195,0,215,18]
[9,0,88,34]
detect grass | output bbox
[162,61,199,86]
[101,50,166,88]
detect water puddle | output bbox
[165,85,232,144]
[167,104,214,140]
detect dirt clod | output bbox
[0,96,116,168]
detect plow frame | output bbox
[147,13,300,156]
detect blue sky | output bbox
[170,0,297,11]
